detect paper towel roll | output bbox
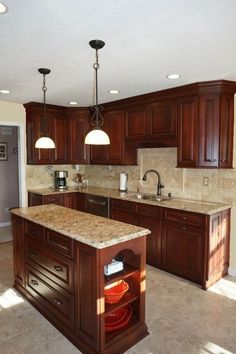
[119,172,128,191]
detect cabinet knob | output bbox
[181,226,188,230]
[54,265,63,272]
[31,279,38,286]
[54,298,62,306]
[182,217,187,220]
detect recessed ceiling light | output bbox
[109,90,120,94]
[0,89,10,94]
[167,74,181,80]
[69,101,78,105]
[0,2,8,14]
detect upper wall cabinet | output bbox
[177,81,236,168]
[125,101,177,147]
[25,103,91,165]
[90,109,137,165]
[25,103,68,165]
[67,108,90,164]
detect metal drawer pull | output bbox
[54,298,62,306]
[54,265,63,272]
[31,279,38,286]
[181,226,189,230]
[30,252,38,257]
[88,199,106,206]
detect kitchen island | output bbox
[11,204,150,354]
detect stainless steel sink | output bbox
[128,193,172,202]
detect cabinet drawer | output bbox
[164,208,205,228]
[111,199,136,213]
[25,220,44,243]
[137,203,161,219]
[44,194,64,205]
[26,240,74,293]
[45,229,74,259]
[26,265,74,328]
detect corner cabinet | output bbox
[177,81,236,168]
[24,102,68,165]
[161,207,230,289]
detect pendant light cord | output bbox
[91,47,104,128]
[42,73,48,135]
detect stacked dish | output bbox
[105,305,132,332]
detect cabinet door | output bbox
[64,193,78,210]
[149,100,177,144]
[67,110,90,164]
[50,112,68,164]
[137,215,161,267]
[177,96,198,167]
[162,222,204,283]
[106,110,125,164]
[12,215,25,286]
[125,105,149,140]
[219,94,234,168]
[198,94,220,167]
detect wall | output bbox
[0,100,26,207]
[0,126,19,224]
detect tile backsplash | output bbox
[26,147,236,206]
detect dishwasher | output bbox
[85,194,110,218]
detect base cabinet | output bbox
[12,215,148,354]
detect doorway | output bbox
[0,122,26,243]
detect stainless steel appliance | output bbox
[54,171,68,190]
[85,194,110,218]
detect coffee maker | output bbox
[54,171,68,190]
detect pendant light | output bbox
[85,40,110,145]
[35,68,55,149]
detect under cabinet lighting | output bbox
[69,101,78,105]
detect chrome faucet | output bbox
[142,169,164,196]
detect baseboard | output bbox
[0,222,11,228]
[228,268,236,277]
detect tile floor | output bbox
[0,242,236,354]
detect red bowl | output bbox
[105,306,128,327]
[104,280,129,304]
[105,305,132,332]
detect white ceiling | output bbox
[1,0,236,107]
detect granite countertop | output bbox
[28,186,232,215]
[11,204,150,249]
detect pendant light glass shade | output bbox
[35,136,55,149]
[84,39,110,145]
[35,68,55,149]
[85,127,110,145]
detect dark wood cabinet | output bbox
[110,199,162,267]
[136,203,162,267]
[90,109,137,165]
[125,102,177,147]
[162,213,204,283]
[177,96,198,167]
[12,215,25,287]
[28,191,78,210]
[24,103,68,165]
[125,105,149,140]
[177,81,236,168]
[67,108,90,164]
[12,213,148,354]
